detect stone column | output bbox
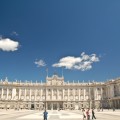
[11,88,13,100]
[51,103,53,110]
[78,89,80,101]
[46,88,48,101]
[12,88,16,100]
[96,88,98,100]
[108,87,110,98]
[1,88,3,99]
[30,89,31,101]
[73,89,75,101]
[46,102,47,110]
[25,88,26,100]
[94,88,96,100]
[84,88,85,100]
[40,89,42,100]
[101,88,103,100]
[57,89,59,100]
[68,88,69,101]
[51,89,53,100]
[101,87,103,108]
[35,89,36,101]
[7,88,8,100]
[19,89,21,100]
[89,87,91,99]
[89,87,91,108]
[63,89,64,100]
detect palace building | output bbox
[0,74,120,110]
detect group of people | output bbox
[43,108,96,120]
[82,108,96,120]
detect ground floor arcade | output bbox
[0,99,120,110]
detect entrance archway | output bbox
[53,103,57,110]
[59,103,63,110]
[31,104,34,110]
[48,103,51,110]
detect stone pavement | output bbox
[0,109,120,120]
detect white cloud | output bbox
[34,59,46,67]
[0,38,19,51]
[52,52,100,71]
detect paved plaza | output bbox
[0,109,120,120]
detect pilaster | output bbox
[51,89,53,100]
[84,88,85,100]
[35,89,36,101]
[30,89,31,101]
[19,88,21,100]
[63,89,64,100]
[7,88,8,100]
[57,89,59,100]
[78,89,80,101]
[25,88,26,100]
[68,88,69,101]
[73,89,75,101]
[1,88,3,99]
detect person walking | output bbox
[92,108,96,119]
[86,108,90,120]
[43,110,48,120]
[82,108,86,120]
[113,107,115,112]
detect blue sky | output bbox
[0,0,120,82]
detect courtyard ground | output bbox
[0,109,120,120]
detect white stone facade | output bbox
[0,75,120,110]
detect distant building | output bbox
[0,74,120,110]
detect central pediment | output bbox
[46,74,64,85]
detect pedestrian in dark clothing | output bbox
[43,110,48,120]
[113,107,115,112]
[92,108,96,119]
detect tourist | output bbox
[92,108,96,119]
[82,108,86,120]
[86,108,90,120]
[43,110,48,120]
[113,107,115,112]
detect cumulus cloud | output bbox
[0,38,19,51]
[52,52,99,71]
[34,59,46,67]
